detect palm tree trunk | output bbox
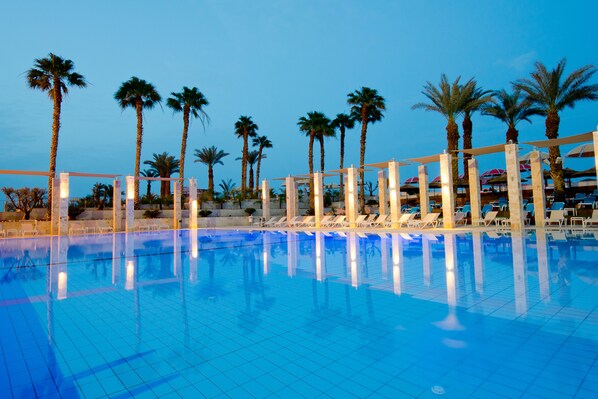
[309,132,315,209]
[462,112,472,183]
[242,131,248,198]
[319,135,325,172]
[208,165,214,200]
[506,126,519,143]
[255,147,263,193]
[48,82,62,217]
[446,118,460,191]
[339,127,345,201]
[249,165,254,192]
[546,111,565,201]
[134,100,144,206]
[359,112,368,212]
[179,106,190,187]
[146,181,151,197]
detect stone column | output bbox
[505,143,524,230]
[388,161,401,228]
[261,179,270,223]
[418,165,429,218]
[58,173,69,236]
[347,166,359,227]
[285,176,297,223]
[113,179,122,232]
[594,129,598,183]
[173,181,181,229]
[313,172,324,227]
[530,150,546,226]
[468,158,482,225]
[51,177,60,235]
[189,178,198,230]
[125,176,135,233]
[439,153,455,228]
[378,170,387,215]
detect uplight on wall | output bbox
[60,178,69,199]
[126,177,135,200]
[57,272,67,300]
[125,260,135,290]
[191,200,198,218]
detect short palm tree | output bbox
[194,146,229,199]
[219,179,237,200]
[236,151,261,197]
[460,81,494,181]
[332,113,356,201]
[298,111,330,208]
[140,169,159,197]
[114,77,161,204]
[348,87,386,210]
[514,59,598,201]
[144,152,180,198]
[234,116,258,198]
[252,135,273,193]
[27,53,86,215]
[481,89,541,143]
[412,74,468,186]
[166,87,209,187]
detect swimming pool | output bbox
[1,229,597,398]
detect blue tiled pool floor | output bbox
[1,229,598,398]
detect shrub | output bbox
[143,209,161,219]
[68,201,85,220]
[199,210,212,217]
[244,207,256,216]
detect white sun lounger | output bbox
[365,214,387,227]
[21,222,40,236]
[583,210,598,228]
[354,215,368,227]
[407,213,439,229]
[357,214,377,227]
[473,211,498,226]
[545,210,565,227]
[96,220,114,233]
[262,217,279,227]
[272,217,287,227]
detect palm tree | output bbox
[166,87,209,186]
[316,117,335,172]
[332,113,356,201]
[460,81,494,181]
[298,111,330,208]
[194,146,229,199]
[219,179,237,200]
[347,87,386,210]
[412,74,468,187]
[140,169,159,197]
[114,77,161,204]
[236,151,261,197]
[27,53,86,215]
[144,152,180,198]
[234,116,258,198]
[481,90,541,143]
[252,135,273,193]
[514,59,598,201]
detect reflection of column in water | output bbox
[287,232,298,277]
[391,233,403,295]
[511,233,528,316]
[173,230,181,277]
[125,235,135,291]
[536,230,550,302]
[50,236,69,300]
[315,232,326,282]
[189,229,198,283]
[472,232,484,294]
[112,233,121,286]
[422,234,434,287]
[379,233,389,280]
[262,232,270,275]
[444,234,457,307]
[347,232,360,288]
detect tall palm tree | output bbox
[514,59,598,201]
[236,151,261,197]
[460,81,494,181]
[412,74,468,187]
[144,152,180,198]
[481,89,541,143]
[316,117,335,172]
[194,146,229,199]
[347,87,386,210]
[252,135,273,193]
[140,169,159,197]
[332,113,356,201]
[27,53,86,215]
[166,87,209,187]
[114,77,161,204]
[298,111,329,208]
[234,116,258,198]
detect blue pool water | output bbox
[1,229,598,398]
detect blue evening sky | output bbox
[1,0,597,197]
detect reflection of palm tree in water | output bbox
[556,242,572,306]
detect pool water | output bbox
[1,229,598,398]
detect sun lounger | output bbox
[583,210,598,228]
[322,215,343,227]
[96,220,114,233]
[365,214,387,227]
[21,222,39,236]
[331,215,347,227]
[545,210,565,227]
[354,215,368,227]
[296,216,315,227]
[407,213,439,228]
[262,217,279,227]
[385,213,415,228]
[473,211,498,226]
[69,222,88,235]
[318,215,334,226]
[454,211,467,226]
[272,217,287,227]
[357,214,377,227]
[288,216,304,227]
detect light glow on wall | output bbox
[60,178,69,199]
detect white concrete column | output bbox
[378,170,387,215]
[313,172,324,228]
[530,150,546,226]
[505,143,524,230]
[113,179,122,232]
[388,161,401,228]
[468,158,482,225]
[125,176,135,233]
[343,174,349,213]
[51,177,60,235]
[285,176,297,223]
[173,181,181,229]
[315,232,326,281]
[58,173,69,236]
[347,232,360,288]
[594,129,598,183]
[347,166,359,227]
[511,233,528,316]
[261,179,270,223]
[189,178,198,230]
[391,233,403,295]
[418,165,429,218]
[439,153,455,228]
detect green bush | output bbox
[68,201,85,220]
[143,209,161,219]
[244,207,256,216]
[199,210,212,217]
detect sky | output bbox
[1,0,598,198]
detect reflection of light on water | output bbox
[442,338,466,349]
[125,261,135,290]
[315,233,323,281]
[434,311,464,331]
[57,272,67,300]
